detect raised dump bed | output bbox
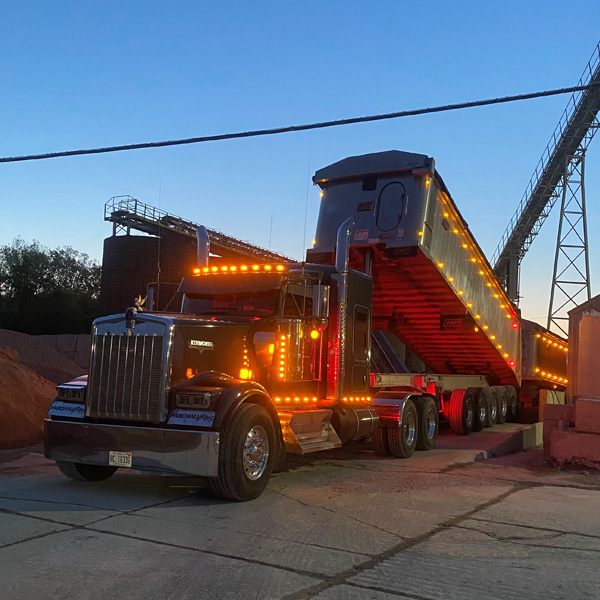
[308,150,520,388]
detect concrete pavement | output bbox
[1,432,600,600]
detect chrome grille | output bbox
[88,333,165,422]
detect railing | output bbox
[105,195,294,262]
[492,42,600,269]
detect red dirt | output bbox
[0,348,56,450]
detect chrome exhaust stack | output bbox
[196,226,210,267]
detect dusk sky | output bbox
[1,1,599,326]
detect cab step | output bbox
[278,409,342,454]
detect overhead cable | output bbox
[0,84,597,164]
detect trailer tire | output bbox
[371,427,392,456]
[388,399,418,458]
[467,387,487,432]
[493,386,508,424]
[448,389,474,435]
[484,388,498,427]
[55,460,117,482]
[505,386,519,422]
[415,396,438,450]
[209,403,275,502]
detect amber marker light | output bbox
[467,302,473,308]
[230,266,237,272]
[202,267,209,273]
[252,265,260,271]
[264,265,272,271]
[418,231,423,237]
[186,368,194,379]
[437,262,444,268]
[241,265,248,271]
[320,191,324,197]
[193,268,201,274]
[276,265,285,271]
[211,266,218,272]
[221,266,229,271]
[448,276,454,282]
[475,314,481,319]
[310,330,320,340]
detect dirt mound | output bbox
[0,329,84,384]
[0,348,57,449]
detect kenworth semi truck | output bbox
[45,150,567,501]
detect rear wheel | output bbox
[415,396,438,450]
[55,460,117,482]
[209,403,275,502]
[505,386,518,422]
[371,427,392,456]
[467,387,487,433]
[484,388,498,427]
[448,389,474,435]
[388,399,418,458]
[493,386,508,424]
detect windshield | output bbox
[183,289,281,317]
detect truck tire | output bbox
[493,386,508,424]
[415,396,438,450]
[387,399,418,458]
[209,403,275,502]
[467,387,487,432]
[448,389,474,435]
[505,386,518,422]
[55,460,117,482]
[371,426,392,456]
[484,388,498,427]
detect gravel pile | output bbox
[0,329,85,384]
[0,348,57,449]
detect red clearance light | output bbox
[512,322,519,329]
[509,360,516,367]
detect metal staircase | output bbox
[105,195,294,263]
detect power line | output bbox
[1,84,597,164]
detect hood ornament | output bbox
[126,295,146,332]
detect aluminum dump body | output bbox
[309,151,520,386]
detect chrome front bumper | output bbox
[45,419,220,477]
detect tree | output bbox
[0,238,101,334]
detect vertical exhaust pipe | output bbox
[335,217,355,272]
[196,226,210,267]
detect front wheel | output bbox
[209,403,275,502]
[55,460,117,481]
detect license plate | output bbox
[109,451,132,468]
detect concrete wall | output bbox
[36,334,91,370]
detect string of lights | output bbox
[0,84,597,164]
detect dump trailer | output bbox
[308,150,567,430]
[45,149,567,501]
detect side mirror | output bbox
[312,285,330,318]
[254,331,276,367]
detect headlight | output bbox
[176,392,211,408]
[56,386,86,403]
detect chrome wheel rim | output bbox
[465,400,474,427]
[478,400,486,423]
[243,426,269,481]
[404,411,416,446]
[425,407,437,439]
[500,397,508,418]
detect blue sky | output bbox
[1,1,599,325]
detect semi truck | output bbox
[45,150,567,501]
